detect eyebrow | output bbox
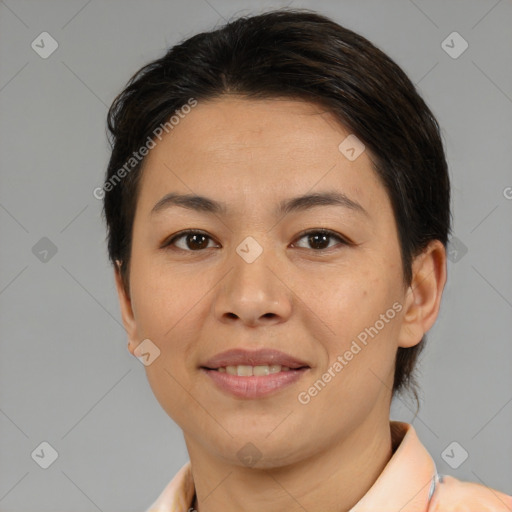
[150,191,369,218]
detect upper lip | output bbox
[201,348,310,369]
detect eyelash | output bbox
[161,228,350,252]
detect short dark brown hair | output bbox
[102,8,452,406]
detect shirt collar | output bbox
[349,421,438,512]
[146,421,438,512]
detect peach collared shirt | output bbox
[145,421,512,512]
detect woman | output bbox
[100,8,512,512]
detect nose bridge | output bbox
[212,233,292,325]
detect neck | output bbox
[185,416,394,512]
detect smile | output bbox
[200,366,309,399]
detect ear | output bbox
[114,261,138,356]
[397,240,447,348]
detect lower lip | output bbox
[201,367,309,399]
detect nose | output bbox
[212,240,293,328]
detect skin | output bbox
[114,96,447,512]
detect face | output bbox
[115,96,440,467]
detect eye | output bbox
[162,229,219,251]
[161,228,349,252]
[292,229,349,251]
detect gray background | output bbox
[1,0,511,510]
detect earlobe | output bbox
[397,240,447,349]
[113,261,138,356]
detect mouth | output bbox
[199,347,311,398]
[201,364,309,375]
[200,347,310,371]
[200,364,310,399]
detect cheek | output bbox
[144,360,193,427]
[130,260,198,336]
[323,275,400,372]
[129,271,202,412]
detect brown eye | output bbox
[163,230,218,251]
[293,229,348,250]
[162,228,348,252]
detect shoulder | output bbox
[428,474,512,512]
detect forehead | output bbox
[136,96,386,220]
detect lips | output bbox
[202,366,309,398]
[200,348,310,370]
